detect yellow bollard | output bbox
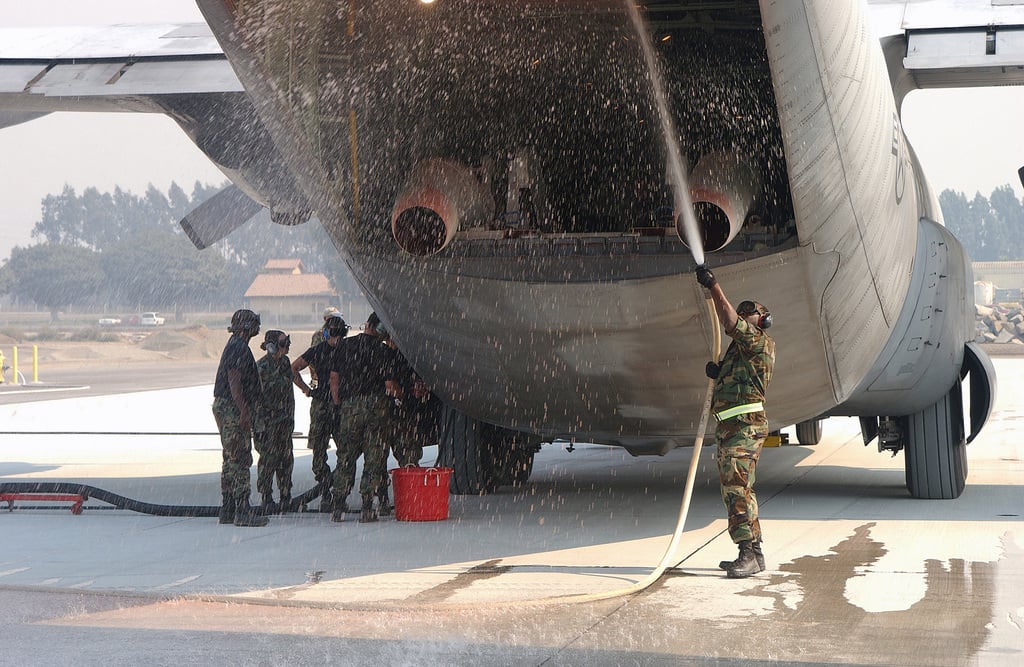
[33,345,38,383]
[11,345,18,386]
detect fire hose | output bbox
[0,480,330,516]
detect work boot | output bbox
[218,494,235,525]
[719,539,765,572]
[279,492,291,514]
[377,489,393,517]
[330,500,348,523]
[233,498,269,527]
[318,490,334,513]
[359,497,378,523]
[261,492,278,515]
[726,540,762,579]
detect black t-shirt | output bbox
[333,333,391,400]
[213,334,260,407]
[383,344,417,396]
[299,340,341,401]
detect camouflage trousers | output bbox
[333,395,391,503]
[716,412,768,544]
[254,418,294,497]
[387,411,423,468]
[213,397,253,501]
[308,397,351,490]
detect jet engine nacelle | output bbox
[678,149,762,252]
[392,158,493,256]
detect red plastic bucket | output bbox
[390,466,452,521]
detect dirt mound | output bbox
[40,345,105,362]
[140,325,230,361]
[139,330,196,352]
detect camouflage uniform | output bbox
[254,352,295,500]
[331,332,394,509]
[381,344,423,468]
[308,397,347,487]
[212,334,261,502]
[334,395,392,501]
[712,317,775,544]
[298,340,347,492]
[213,397,254,500]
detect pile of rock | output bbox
[976,304,1024,344]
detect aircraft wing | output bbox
[0,23,239,115]
[0,23,310,248]
[870,0,1024,99]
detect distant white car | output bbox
[140,312,165,326]
[97,316,121,327]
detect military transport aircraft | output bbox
[2,1,1022,497]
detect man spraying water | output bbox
[696,265,775,578]
[628,0,775,579]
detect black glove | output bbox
[695,264,716,289]
[705,361,720,379]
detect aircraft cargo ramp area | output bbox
[1,359,1022,665]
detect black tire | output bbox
[492,446,536,486]
[436,404,495,495]
[904,380,968,499]
[795,419,823,446]
[511,448,535,484]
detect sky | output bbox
[1,1,1022,260]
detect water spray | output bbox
[624,0,705,268]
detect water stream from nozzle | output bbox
[625,1,705,267]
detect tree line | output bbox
[0,182,364,321]
[939,185,1024,261]
[1,180,1021,320]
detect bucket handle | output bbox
[422,466,442,487]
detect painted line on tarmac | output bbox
[0,385,89,395]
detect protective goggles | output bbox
[736,300,762,317]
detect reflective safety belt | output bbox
[714,401,764,422]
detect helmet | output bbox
[322,306,341,320]
[228,309,261,334]
[325,315,349,338]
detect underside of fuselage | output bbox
[200,0,822,448]
[196,0,988,464]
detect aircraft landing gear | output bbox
[436,405,540,495]
[903,379,967,499]
[861,379,968,499]
[795,418,823,446]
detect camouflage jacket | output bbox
[256,353,295,428]
[712,318,775,413]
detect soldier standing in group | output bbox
[330,312,397,523]
[379,325,437,468]
[213,309,268,527]
[372,320,411,515]
[254,329,295,514]
[308,306,341,390]
[292,314,349,512]
[696,265,775,578]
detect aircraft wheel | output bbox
[511,448,535,484]
[904,379,968,499]
[492,446,536,486]
[436,404,496,495]
[795,419,823,446]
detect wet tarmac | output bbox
[1,359,1022,665]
